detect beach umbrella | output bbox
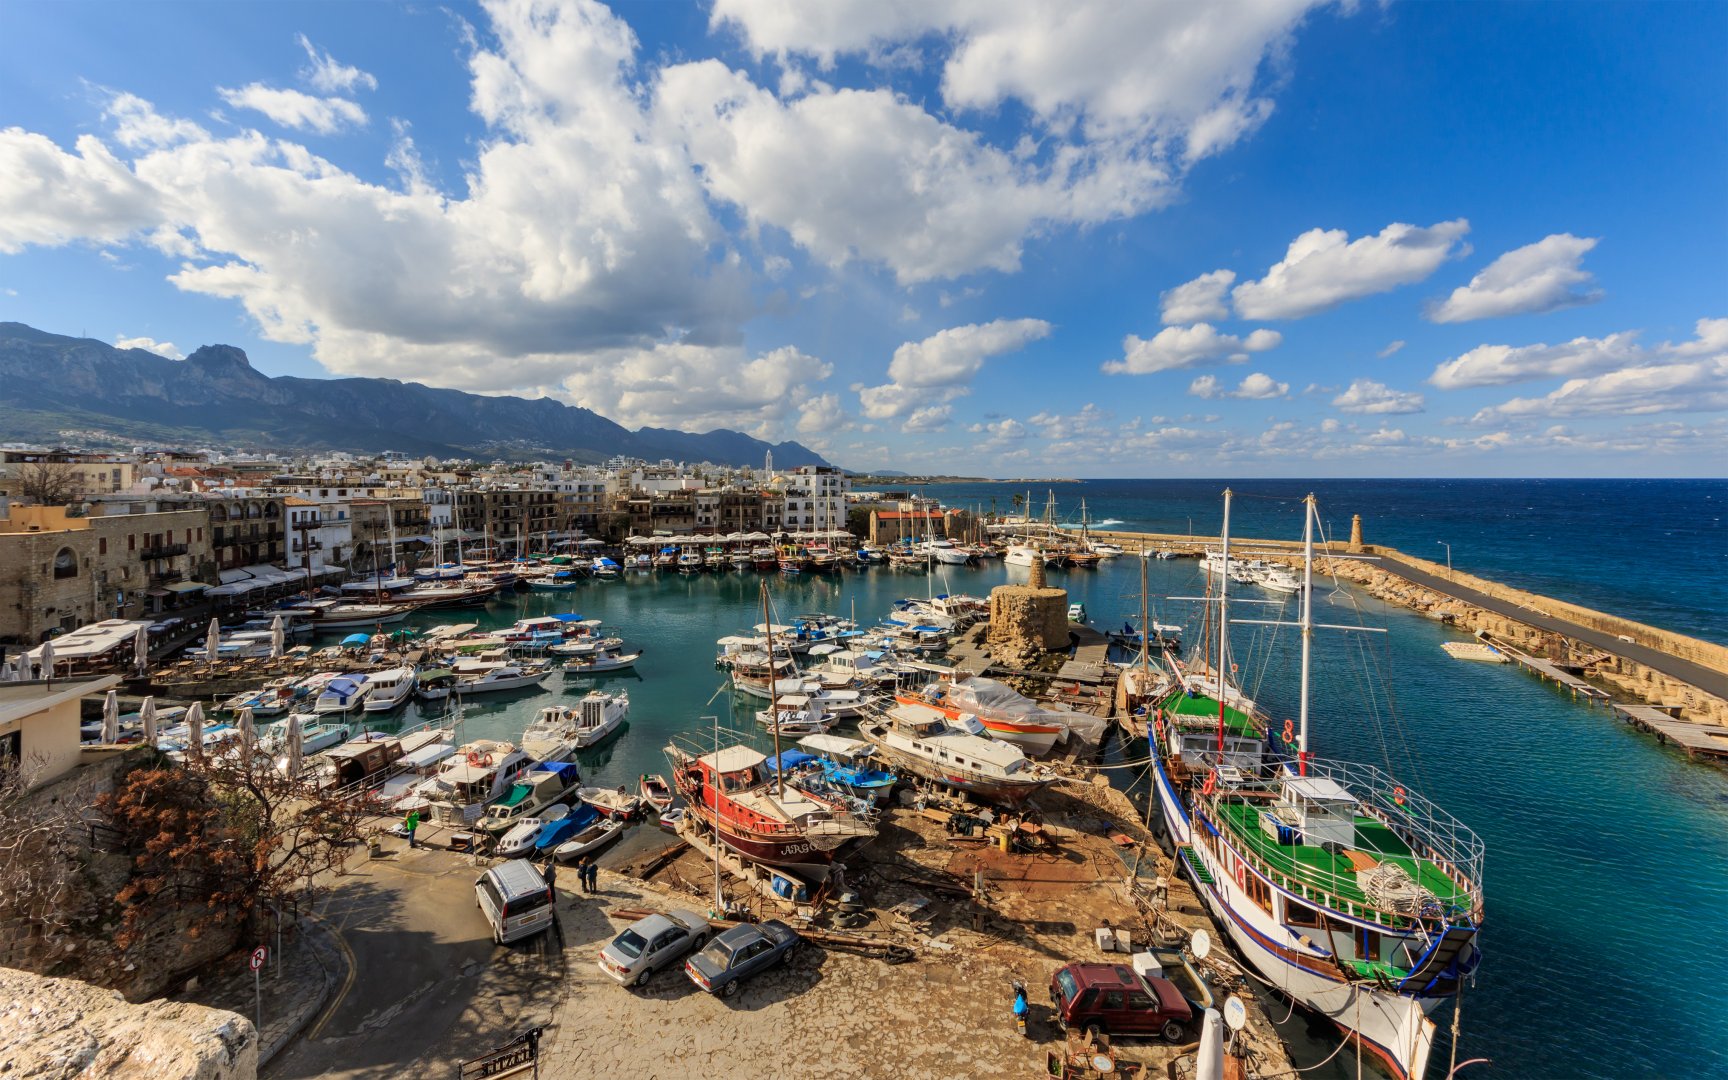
[205,618,221,666]
[102,689,120,744]
[134,625,150,675]
[284,712,304,781]
[185,701,205,758]
[238,707,256,762]
[270,615,286,659]
[140,696,158,743]
[38,639,55,683]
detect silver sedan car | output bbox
[597,909,712,988]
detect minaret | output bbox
[764,449,773,477]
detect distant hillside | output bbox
[0,323,828,468]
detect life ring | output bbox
[1393,785,1406,807]
[1283,718,1295,743]
[1201,770,1217,796]
[467,751,494,768]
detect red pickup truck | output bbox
[1049,963,1193,1042]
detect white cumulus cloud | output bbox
[1427,233,1602,323]
[1102,323,1280,375]
[1160,269,1235,325]
[1188,371,1288,400]
[1428,332,1643,390]
[297,34,378,95]
[1232,219,1471,320]
[1332,379,1425,415]
[859,318,1051,420]
[216,84,368,135]
[1472,359,1728,423]
[114,335,183,360]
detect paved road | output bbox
[1373,551,1728,702]
[264,847,565,1080]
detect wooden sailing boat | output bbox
[1149,492,1484,1080]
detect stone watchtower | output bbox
[1348,514,1364,554]
[987,544,1069,667]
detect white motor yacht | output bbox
[312,674,372,714]
[361,666,418,712]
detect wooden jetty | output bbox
[1614,704,1728,763]
[1494,642,1613,704]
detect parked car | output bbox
[474,860,555,945]
[683,919,800,997]
[1048,963,1193,1042]
[599,909,712,988]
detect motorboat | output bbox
[754,697,837,737]
[476,762,584,834]
[796,733,898,804]
[591,557,622,578]
[496,803,571,858]
[859,701,1058,805]
[414,739,535,824]
[547,636,625,657]
[561,650,641,675]
[579,785,643,819]
[657,807,687,833]
[535,803,599,854]
[569,689,630,748]
[312,674,371,714]
[905,676,1106,756]
[361,666,417,712]
[418,660,550,700]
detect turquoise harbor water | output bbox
[341,511,1728,1079]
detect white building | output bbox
[780,466,848,533]
[283,496,353,572]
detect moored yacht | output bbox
[361,666,417,712]
[859,700,1058,804]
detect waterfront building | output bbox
[0,674,124,789]
[0,505,215,643]
[778,465,848,533]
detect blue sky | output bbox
[1,0,1723,477]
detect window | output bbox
[1355,927,1381,963]
[52,548,78,579]
[98,537,108,555]
[1102,990,1126,1010]
[128,534,136,551]
[1286,899,1323,928]
[1128,992,1154,1010]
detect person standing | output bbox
[576,856,591,892]
[585,859,600,893]
[403,809,420,849]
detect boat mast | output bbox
[1138,543,1150,675]
[1217,488,1232,757]
[710,712,723,912]
[1298,493,1315,775]
[762,582,785,798]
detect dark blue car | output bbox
[683,919,800,997]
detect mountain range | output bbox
[0,323,829,468]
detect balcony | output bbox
[141,543,189,560]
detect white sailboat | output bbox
[1150,491,1483,1080]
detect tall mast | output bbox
[1298,493,1315,775]
[1138,543,1150,674]
[711,712,723,912]
[1217,488,1232,757]
[762,582,785,798]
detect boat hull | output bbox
[1152,757,1439,1080]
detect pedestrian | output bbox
[403,809,420,849]
[576,856,591,892]
[586,860,600,892]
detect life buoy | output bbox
[1393,785,1406,807]
[467,751,494,768]
[1201,770,1217,796]
[1283,718,1295,743]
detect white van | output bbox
[475,860,555,944]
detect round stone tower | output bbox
[987,544,1069,667]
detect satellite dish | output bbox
[1190,928,1212,960]
[1224,994,1248,1032]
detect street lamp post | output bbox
[1437,540,1453,582]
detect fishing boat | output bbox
[553,814,623,861]
[676,551,704,574]
[527,571,583,592]
[754,697,836,737]
[859,701,1058,805]
[665,738,874,868]
[562,649,642,675]
[361,666,417,712]
[578,785,643,819]
[639,773,675,811]
[413,739,536,823]
[1150,492,1483,1080]
[796,733,898,804]
[902,676,1106,757]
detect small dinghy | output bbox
[553,817,624,862]
[657,807,687,834]
[638,773,675,812]
[495,803,570,858]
